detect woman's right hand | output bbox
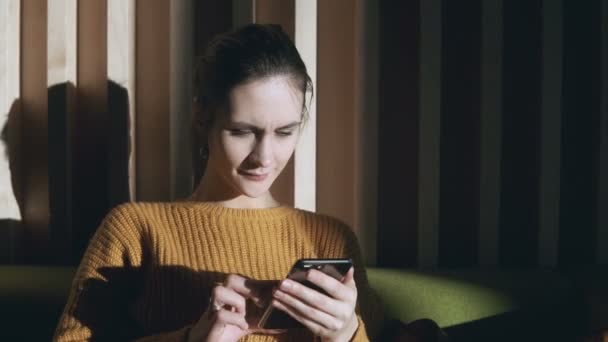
[188,274,281,342]
[188,274,252,342]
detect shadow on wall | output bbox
[0,81,131,265]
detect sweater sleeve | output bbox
[52,204,192,342]
[325,221,385,342]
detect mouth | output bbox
[238,170,270,182]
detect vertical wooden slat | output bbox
[378,0,420,268]
[417,0,440,268]
[559,0,602,267]
[354,0,379,264]
[48,0,77,87]
[21,0,49,263]
[538,0,563,267]
[48,0,77,264]
[255,0,295,37]
[108,0,136,202]
[438,0,482,267]
[73,0,108,260]
[499,0,542,267]
[170,0,194,200]
[598,0,608,264]
[317,0,356,229]
[0,0,21,263]
[136,0,170,201]
[294,0,317,213]
[255,0,295,206]
[479,0,503,267]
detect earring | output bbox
[200,146,209,160]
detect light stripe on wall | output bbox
[294,0,317,213]
[479,0,502,267]
[538,0,563,267]
[417,0,442,268]
[597,0,608,264]
[0,0,21,222]
[0,0,21,263]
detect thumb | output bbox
[342,266,356,288]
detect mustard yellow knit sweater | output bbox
[53,202,382,341]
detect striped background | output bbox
[377,0,608,268]
[1,0,606,269]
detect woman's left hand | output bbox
[271,267,359,342]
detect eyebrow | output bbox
[227,121,301,130]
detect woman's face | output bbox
[206,75,303,199]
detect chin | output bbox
[234,179,272,198]
[239,186,271,198]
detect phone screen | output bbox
[256,258,353,329]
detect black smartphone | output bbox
[257,258,353,329]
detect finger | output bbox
[212,286,247,314]
[273,288,343,331]
[272,299,337,337]
[305,269,357,303]
[212,309,249,331]
[277,279,343,317]
[342,267,356,288]
[225,275,277,306]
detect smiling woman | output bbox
[53,24,383,342]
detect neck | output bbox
[190,170,281,209]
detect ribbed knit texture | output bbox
[53,202,382,342]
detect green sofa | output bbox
[0,265,603,341]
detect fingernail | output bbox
[280,280,292,290]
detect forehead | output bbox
[226,76,303,125]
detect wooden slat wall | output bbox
[376,0,607,268]
[1,0,606,268]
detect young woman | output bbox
[54,24,381,342]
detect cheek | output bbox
[218,136,253,165]
[275,138,298,164]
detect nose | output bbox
[249,134,273,168]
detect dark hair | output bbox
[194,23,313,126]
[192,24,313,181]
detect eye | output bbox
[276,130,294,137]
[228,129,252,136]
